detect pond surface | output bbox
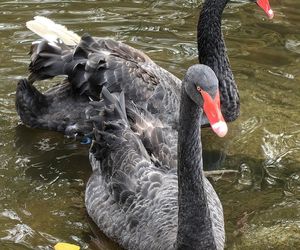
[0,0,299,249]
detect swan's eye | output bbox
[196,86,202,92]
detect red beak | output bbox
[257,0,274,19]
[199,89,228,137]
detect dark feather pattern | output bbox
[86,89,179,249]
[17,33,181,137]
[86,87,177,170]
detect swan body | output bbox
[15,0,274,137]
[16,34,181,137]
[86,64,227,249]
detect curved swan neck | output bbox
[197,0,240,122]
[176,83,217,249]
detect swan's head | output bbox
[184,64,228,137]
[248,0,274,19]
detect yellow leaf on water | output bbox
[54,242,80,250]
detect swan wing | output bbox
[126,102,178,169]
[29,33,161,97]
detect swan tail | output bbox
[26,16,80,46]
[15,78,47,127]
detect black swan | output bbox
[15,0,273,138]
[86,64,227,250]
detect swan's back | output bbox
[86,90,178,249]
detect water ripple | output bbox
[285,39,300,54]
[1,224,34,245]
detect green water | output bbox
[0,0,299,249]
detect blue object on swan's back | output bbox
[80,136,92,145]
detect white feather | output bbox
[26,16,81,46]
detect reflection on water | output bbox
[0,0,299,249]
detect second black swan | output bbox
[15,0,273,137]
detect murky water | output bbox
[0,0,299,249]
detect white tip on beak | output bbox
[211,121,228,137]
[268,9,274,19]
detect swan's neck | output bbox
[176,86,217,249]
[197,0,240,122]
